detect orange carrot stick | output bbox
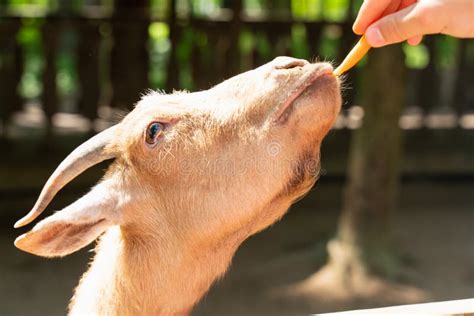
[333,35,371,77]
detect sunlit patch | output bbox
[425,111,457,129]
[399,106,423,130]
[11,102,45,128]
[345,105,364,130]
[331,114,345,129]
[459,113,474,129]
[52,113,91,133]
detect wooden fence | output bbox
[322,298,474,315]
[0,3,473,143]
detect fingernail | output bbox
[366,27,385,47]
[352,22,360,34]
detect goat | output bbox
[14,56,341,315]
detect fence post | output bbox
[306,22,323,58]
[418,36,439,114]
[0,18,22,140]
[110,0,149,110]
[225,0,242,77]
[453,40,473,115]
[166,0,179,92]
[190,28,205,89]
[77,19,101,132]
[41,18,60,143]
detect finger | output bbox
[407,35,423,46]
[399,0,416,10]
[381,0,403,17]
[365,3,437,47]
[353,0,394,35]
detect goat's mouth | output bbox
[274,64,336,122]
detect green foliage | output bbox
[150,0,170,19]
[176,29,194,90]
[193,30,208,48]
[291,0,322,20]
[56,28,78,100]
[322,0,349,21]
[351,0,364,17]
[466,41,474,64]
[436,35,459,68]
[7,0,467,98]
[291,23,309,58]
[192,0,223,16]
[149,22,171,89]
[8,0,49,8]
[17,19,43,99]
[403,43,429,69]
[255,32,272,60]
[239,30,255,55]
[238,30,255,70]
[319,25,341,61]
[243,0,264,15]
[150,22,170,40]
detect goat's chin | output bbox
[277,73,341,128]
[299,74,340,115]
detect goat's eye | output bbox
[145,122,164,146]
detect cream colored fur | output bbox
[15,57,341,315]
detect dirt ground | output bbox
[0,180,473,316]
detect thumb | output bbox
[365,2,438,47]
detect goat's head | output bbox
[14,57,341,257]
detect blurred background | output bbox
[0,0,473,315]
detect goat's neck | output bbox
[68,225,243,316]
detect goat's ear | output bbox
[15,180,120,257]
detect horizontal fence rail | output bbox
[321,298,474,315]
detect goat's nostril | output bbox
[273,57,309,70]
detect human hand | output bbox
[353,0,474,47]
